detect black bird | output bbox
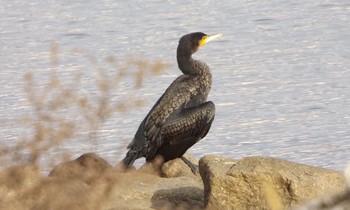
[122,32,223,173]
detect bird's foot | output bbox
[181,156,199,175]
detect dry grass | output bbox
[0,43,169,209]
[0,42,168,168]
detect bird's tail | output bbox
[121,150,139,170]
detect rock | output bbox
[199,155,345,210]
[0,154,203,210]
[49,153,113,183]
[103,153,204,209]
[98,171,203,210]
[0,164,41,204]
[20,177,97,210]
[294,188,350,210]
[0,164,100,210]
[47,153,204,210]
[152,186,204,210]
[2,154,348,210]
[295,165,350,210]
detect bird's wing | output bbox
[161,101,215,146]
[143,75,197,157]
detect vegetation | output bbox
[0,42,168,169]
[0,43,168,209]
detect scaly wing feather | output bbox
[143,75,198,158]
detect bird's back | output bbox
[128,73,210,159]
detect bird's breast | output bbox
[184,74,212,109]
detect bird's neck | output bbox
[177,53,210,76]
[177,54,193,74]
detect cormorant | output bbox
[122,32,223,173]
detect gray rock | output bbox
[199,155,345,210]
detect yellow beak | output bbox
[200,33,223,47]
[206,33,224,43]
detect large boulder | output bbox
[199,155,345,210]
[295,166,350,210]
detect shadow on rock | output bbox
[151,187,204,210]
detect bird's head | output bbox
[178,32,223,55]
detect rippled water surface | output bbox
[1,0,349,171]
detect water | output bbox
[1,0,349,171]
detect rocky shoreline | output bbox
[0,153,348,210]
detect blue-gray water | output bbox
[1,0,349,171]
